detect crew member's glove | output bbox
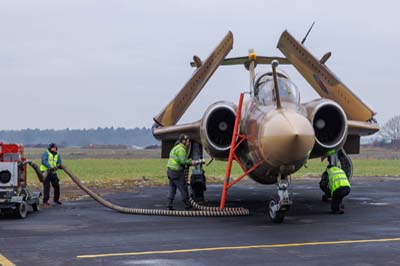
[193,159,205,165]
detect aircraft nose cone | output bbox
[259,110,315,164]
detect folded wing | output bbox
[277,30,376,122]
[153,31,233,127]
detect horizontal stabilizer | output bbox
[277,30,376,122]
[191,56,290,68]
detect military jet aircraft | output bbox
[152,29,379,223]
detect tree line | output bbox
[0,115,398,148]
[0,127,158,147]
[379,115,400,141]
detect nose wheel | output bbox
[268,194,286,223]
[267,177,292,223]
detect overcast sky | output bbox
[0,0,398,130]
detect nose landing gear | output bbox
[268,176,292,223]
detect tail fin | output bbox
[153,31,233,127]
[277,30,375,121]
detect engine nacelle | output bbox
[200,101,237,159]
[305,99,348,157]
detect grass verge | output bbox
[27,158,400,188]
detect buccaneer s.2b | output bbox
[152,30,379,223]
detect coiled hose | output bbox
[59,164,250,217]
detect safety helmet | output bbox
[178,134,189,144]
[48,143,58,150]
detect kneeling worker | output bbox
[40,143,63,207]
[167,134,195,210]
[326,164,351,214]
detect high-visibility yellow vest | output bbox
[327,166,351,195]
[167,143,190,171]
[40,151,59,172]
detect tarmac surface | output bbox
[1,176,400,266]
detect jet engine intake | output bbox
[305,99,348,154]
[200,101,237,159]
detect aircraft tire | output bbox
[268,194,285,224]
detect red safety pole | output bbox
[220,92,245,209]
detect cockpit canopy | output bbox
[254,72,300,106]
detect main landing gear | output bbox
[268,175,292,223]
[189,142,206,203]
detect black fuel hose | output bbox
[60,164,250,217]
[25,161,44,183]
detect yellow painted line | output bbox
[0,254,15,266]
[77,237,400,259]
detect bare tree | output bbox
[380,115,400,141]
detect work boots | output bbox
[184,200,192,211]
[331,207,344,214]
[42,202,51,208]
[167,200,174,210]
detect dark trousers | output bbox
[331,186,350,211]
[167,169,189,207]
[319,171,330,198]
[43,173,60,203]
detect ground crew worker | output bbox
[323,155,351,214]
[40,143,62,207]
[320,149,342,201]
[167,134,195,210]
